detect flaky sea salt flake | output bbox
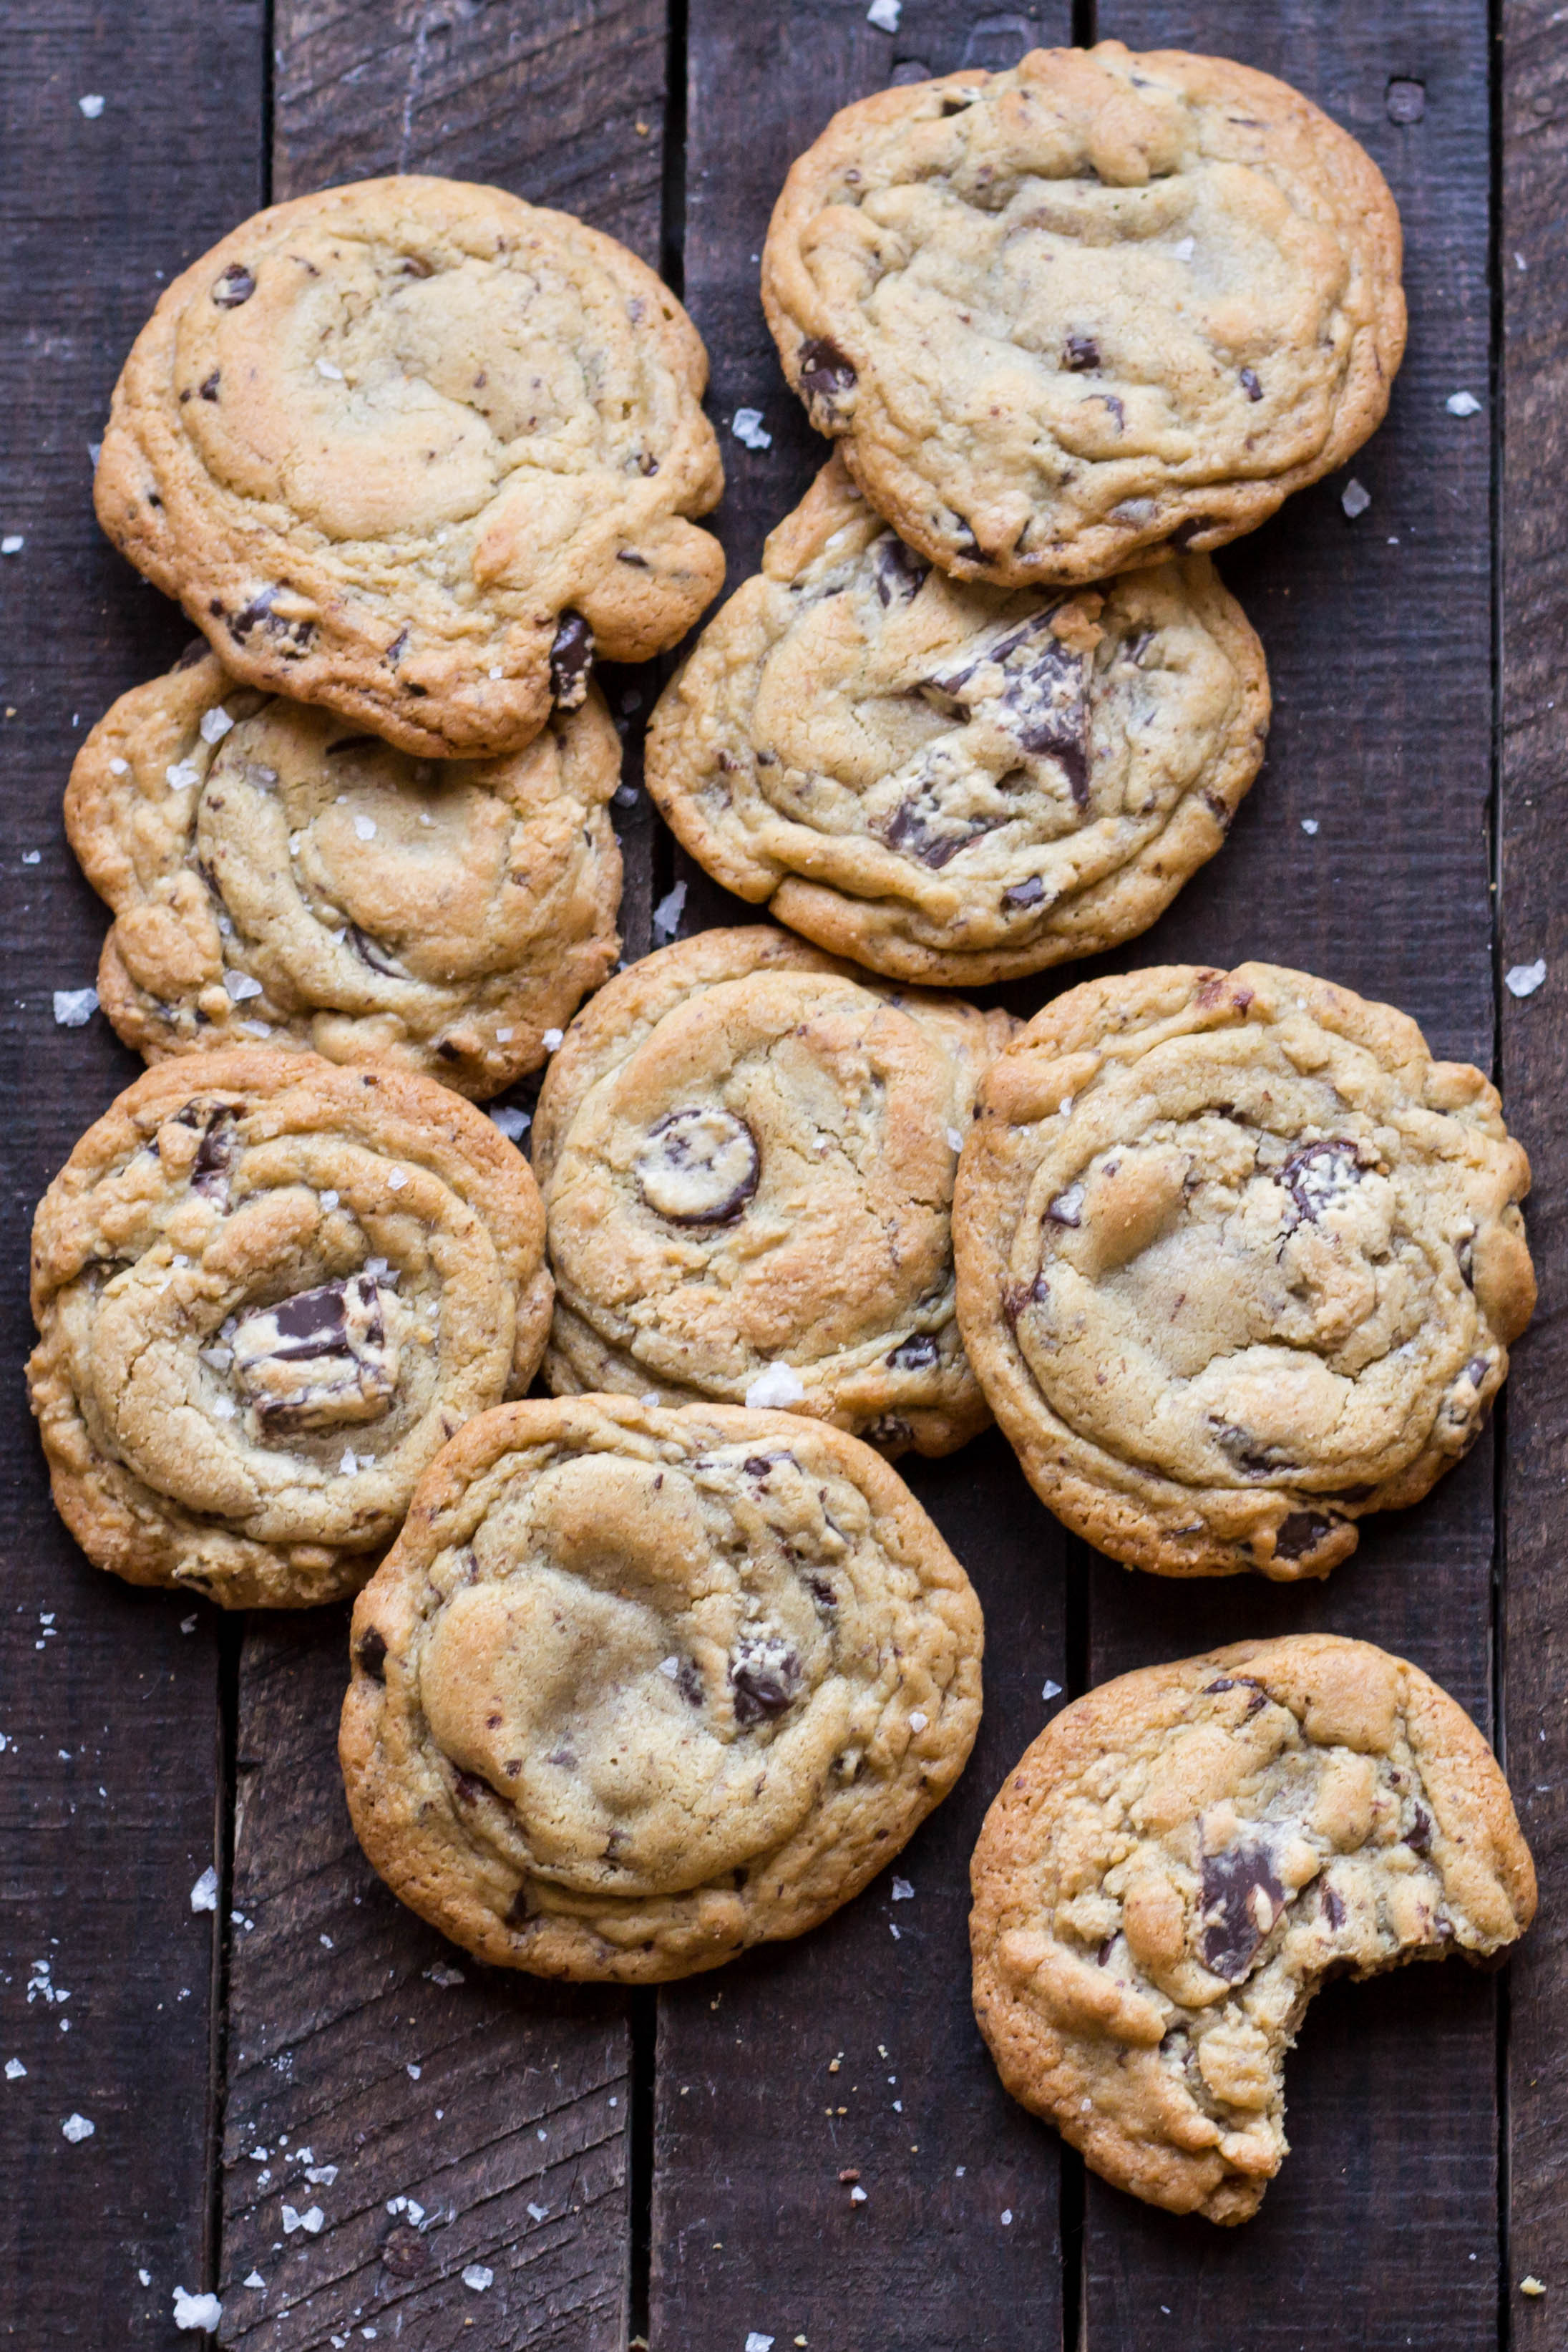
[1446,390,1483,417]
[462,2265,494,2292]
[1340,478,1371,518]
[172,2287,222,2332]
[53,987,98,1026]
[190,1866,219,1913]
[1506,960,1547,998]
[79,94,105,117]
[731,409,772,451]
[867,0,900,25]
[745,1362,806,1409]
[199,706,234,744]
[62,2112,94,2142]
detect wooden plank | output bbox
[1078,4,1503,2345]
[1499,2,1568,2336]
[217,4,672,2338]
[653,11,1075,2344]
[0,4,266,2342]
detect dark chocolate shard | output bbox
[730,1638,800,1726]
[1274,1510,1339,1561]
[924,608,1091,805]
[1280,1137,1365,1225]
[1003,875,1046,910]
[229,585,316,657]
[635,1107,760,1225]
[356,1628,388,1681]
[212,264,255,308]
[199,370,221,402]
[549,611,595,709]
[1200,1838,1286,1981]
[231,1270,399,1432]
[798,336,858,422]
[879,794,1001,870]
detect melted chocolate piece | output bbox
[1200,1839,1286,1981]
[230,1271,399,1432]
[345,923,408,980]
[870,533,930,608]
[1408,1803,1433,1855]
[925,611,1091,805]
[212,264,255,308]
[730,1640,800,1726]
[887,1333,940,1371]
[1275,1510,1338,1561]
[1211,1421,1292,1478]
[879,794,1000,870]
[635,1107,760,1225]
[548,612,595,709]
[1281,1137,1365,1225]
[189,1107,239,1204]
[229,585,316,656]
[1064,334,1101,371]
[676,1659,704,1707]
[199,370,221,402]
[356,1628,388,1681]
[797,336,858,421]
[1003,875,1046,910]
[1322,1881,1346,1930]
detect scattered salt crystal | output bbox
[542,1028,563,1051]
[652,880,687,941]
[238,1020,271,1037]
[223,968,263,1002]
[5,2058,25,2079]
[249,2149,268,2162]
[642,1394,661,1408]
[1172,236,1195,261]
[890,1923,901,1938]
[1301,817,1320,835]
[61,2112,94,2142]
[891,1877,914,1901]
[491,1106,531,1142]
[172,2288,222,2333]
[387,1169,407,1190]
[1058,1095,1073,1117]
[339,1449,358,1475]
[304,2163,337,2185]
[1042,1679,1063,1702]
[406,2061,422,2079]
[462,2265,494,2292]
[78,94,105,117]
[108,757,129,775]
[527,2202,548,2222]
[746,2336,775,2352]
[403,2200,425,2226]
[1340,478,1371,518]
[354,814,377,840]
[1000,2209,1013,2225]
[319,1190,339,1210]
[908,1710,928,1733]
[658,1656,681,1679]
[190,1866,219,1914]
[243,2273,265,2290]
[425,1963,464,1987]
[955,2165,965,2177]
[138,2268,152,2285]
[281,2205,302,2234]
[212,1397,235,1420]
[53,987,98,1026]
[166,759,201,792]
[364,1257,390,1277]
[1446,391,1482,417]
[867,0,900,25]
[745,1362,806,1409]
[319,1933,333,1950]
[495,1026,514,1043]
[1,535,23,555]
[317,359,344,381]
[21,850,39,865]
[1506,960,1547,998]
[731,409,772,451]
[488,666,502,680]
[289,831,306,854]
[300,2207,324,2235]
[199,706,233,744]
[849,2185,867,2204]
[946,1127,964,1152]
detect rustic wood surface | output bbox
[0,0,1559,2345]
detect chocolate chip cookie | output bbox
[762,43,1404,585]
[970,1634,1534,2222]
[646,456,1268,985]
[94,175,726,758]
[534,926,1013,1453]
[66,646,622,1096]
[341,1393,983,1980]
[27,1050,552,1608]
[954,963,1534,1576]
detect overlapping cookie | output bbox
[954,963,1534,1576]
[341,1394,983,1980]
[27,1051,552,1608]
[94,175,726,757]
[970,1636,1535,2221]
[647,456,1268,984]
[534,926,1013,1453]
[66,646,621,1095]
[763,43,1404,584]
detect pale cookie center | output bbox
[634,1107,760,1225]
[231,1272,401,1431]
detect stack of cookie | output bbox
[24,45,1542,2233]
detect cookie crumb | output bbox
[1521,2278,1547,2298]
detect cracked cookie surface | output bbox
[954,963,1534,1576]
[341,1394,983,1980]
[67,648,622,1097]
[534,926,1013,1454]
[94,175,726,757]
[647,456,1267,984]
[762,43,1404,585]
[27,1049,552,1608]
[970,1634,1534,2221]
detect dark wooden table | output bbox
[3,3,1564,2346]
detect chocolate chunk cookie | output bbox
[66,648,621,1097]
[762,44,1404,584]
[970,1635,1534,2221]
[341,1394,983,1979]
[646,457,1268,984]
[954,963,1534,1576]
[27,1051,552,1608]
[534,926,1014,1453]
[94,175,726,757]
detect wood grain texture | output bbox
[1499,1,1568,2334]
[220,1613,630,2350]
[661,22,1087,2338]
[215,7,677,2341]
[1080,4,1504,2344]
[0,3,265,2341]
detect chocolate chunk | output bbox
[887,1333,939,1371]
[870,533,931,608]
[1274,1510,1337,1562]
[505,1884,536,1928]
[230,585,315,657]
[1386,77,1426,123]
[1046,1183,1084,1228]
[940,91,978,115]
[1170,515,1219,550]
[1321,1881,1346,1930]
[797,336,858,422]
[635,1107,759,1225]
[1201,788,1233,832]
[190,1107,238,1203]
[1240,367,1263,402]
[925,609,1091,805]
[880,794,1000,869]
[454,1769,487,1804]
[384,625,410,668]
[865,1414,914,1447]
[231,1270,399,1432]
[1003,875,1046,910]
[356,1628,388,1681]
[212,264,255,308]
[198,370,222,402]
[730,1638,800,1726]
[807,1575,838,1612]
[1199,1839,1285,1981]
[549,611,595,709]
[381,2225,432,2279]
[1210,1420,1292,1478]
[345,924,408,980]
[1408,1803,1433,1855]
[744,1454,775,1478]
[1281,1137,1364,1225]
[1064,334,1101,371]
[1204,1676,1237,1693]
[175,638,212,671]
